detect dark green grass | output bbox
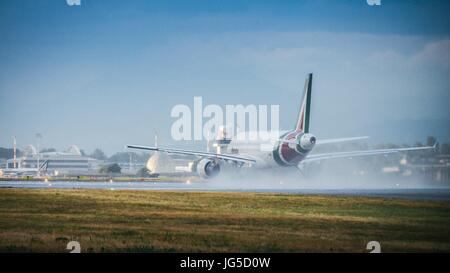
[0,189,449,252]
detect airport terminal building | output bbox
[5,145,102,175]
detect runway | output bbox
[1,181,450,201]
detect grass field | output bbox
[0,188,449,252]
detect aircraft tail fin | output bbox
[295,73,313,133]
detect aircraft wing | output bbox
[302,143,436,163]
[279,136,369,146]
[316,136,369,145]
[126,144,256,164]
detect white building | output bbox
[5,145,102,175]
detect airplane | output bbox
[127,73,436,179]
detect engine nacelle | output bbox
[298,133,316,151]
[196,159,220,179]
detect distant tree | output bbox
[440,142,450,155]
[108,152,150,163]
[136,152,152,163]
[99,163,121,174]
[90,148,107,160]
[414,142,424,148]
[79,149,87,156]
[108,152,133,163]
[427,136,437,147]
[136,167,151,177]
[40,148,56,153]
[0,148,21,159]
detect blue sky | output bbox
[0,0,449,154]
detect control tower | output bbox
[213,126,231,154]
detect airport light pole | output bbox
[13,136,17,169]
[129,152,132,172]
[36,133,42,177]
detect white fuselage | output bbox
[217,130,316,168]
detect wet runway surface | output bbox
[1,180,450,201]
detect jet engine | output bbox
[297,133,316,151]
[196,159,220,179]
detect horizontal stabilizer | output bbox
[302,143,436,163]
[316,136,369,145]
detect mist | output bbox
[201,148,441,191]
